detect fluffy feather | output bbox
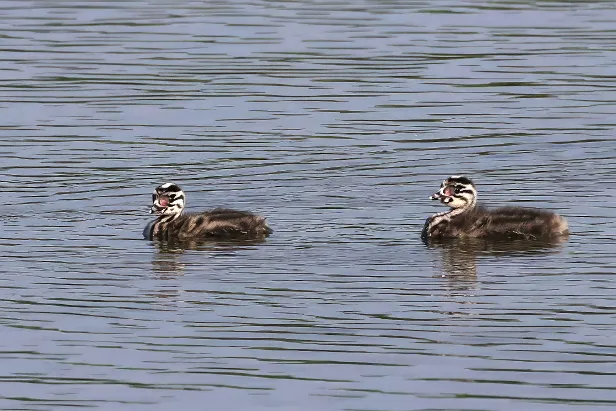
[144,183,272,241]
[422,176,568,242]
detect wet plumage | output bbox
[422,176,568,242]
[144,183,272,241]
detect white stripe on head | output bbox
[151,183,186,219]
[160,182,175,189]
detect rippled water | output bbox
[2,0,616,410]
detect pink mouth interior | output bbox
[443,186,454,196]
[158,196,170,207]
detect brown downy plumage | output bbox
[421,176,568,242]
[144,183,272,241]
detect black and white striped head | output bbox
[150,183,186,217]
[430,175,477,209]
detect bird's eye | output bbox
[454,186,462,194]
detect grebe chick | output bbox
[421,176,568,242]
[143,183,272,241]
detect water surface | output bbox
[2,0,616,410]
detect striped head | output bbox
[151,183,186,218]
[430,175,477,210]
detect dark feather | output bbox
[145,208,272,241]
[423,205,568,241]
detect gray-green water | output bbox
[2,1,616,410]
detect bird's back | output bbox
[146,208,272,241]
[456,206,567,239]
[426,206,568,240]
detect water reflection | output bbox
[152,237,269,253]
[426,236,568,280]
[149,237,269,275]
[3,0,616,408]
[151,245,186,277]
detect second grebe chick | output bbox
[143,183,272,241]
[421,176,568,242]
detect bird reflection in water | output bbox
[147,237,269,301]
[425,236,568,292]
[151,242,186,277]
[150,237,268,276]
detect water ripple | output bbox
[2,0,616,410]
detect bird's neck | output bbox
[428,205,473,230]
[158,212,183,223]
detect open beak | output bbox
[430,189,454,204]
[150,204,165,214]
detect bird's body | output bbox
[422,176,568,242]
[144,183,272,241]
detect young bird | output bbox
[144,183,272,241]
[421,176,568,242]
